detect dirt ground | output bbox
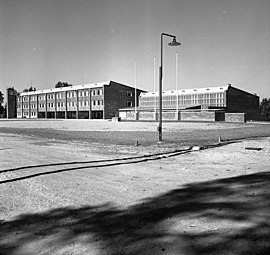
[0,120,270,255]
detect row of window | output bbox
[17,112,36,117]
[18,89,134,102]
[18,89,104,102]
[141,93,224,103]
[19,100,105,109]
[140,96,225,107]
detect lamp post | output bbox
[158,33,181,142]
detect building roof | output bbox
[20,80,112,96]
[140,85,231,97]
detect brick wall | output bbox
[7,88,17,118]
[126,112,135,120]
[139,112,155,120]
[215,111,225,121]
[226,87,259,120]
[180,111,216,121]
[162,112,177,120]
[225,113,246,123]
[104,81,144,119]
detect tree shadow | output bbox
[1,171,269,255]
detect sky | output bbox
[1,0,270,99]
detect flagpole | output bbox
[153,56,156,113]
[134,60,137,120]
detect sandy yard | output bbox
[0,120,270,255]
[0,119,257,131]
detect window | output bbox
[126,91,132,97]
[126,101,132,107]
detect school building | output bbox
[16,81,144,119]
[119,84,260,122]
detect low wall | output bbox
[139,112,155,120]
[225,113,246,123]
[119,110,226,122]
[180,111,216,121]
[162,112,177,120]
[139,111,177,121]
[126,112,135,120]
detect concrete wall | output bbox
[225,113,246,123]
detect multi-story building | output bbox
[16,81,144,119]
[138,84,259,120]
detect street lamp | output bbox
[158,33,181,142]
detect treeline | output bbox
[260,98,270,121]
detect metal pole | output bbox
[134,60,137,120]
[158,34,163,142]
[158,33,180,142]
[176,52,179,114]
[154,56,156,113]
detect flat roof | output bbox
[140,85,230,97]
[20,81,111,96]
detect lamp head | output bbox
[168,38,181,46]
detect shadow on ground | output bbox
[1,171,269,255]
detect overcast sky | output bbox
[1,0,269,98]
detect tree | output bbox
[55,81,72,88]
[23,86,36,92]
[259,98,270,121]
[0,91,4,117]
[0,91,3,105]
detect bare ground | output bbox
[0,120,270,255]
